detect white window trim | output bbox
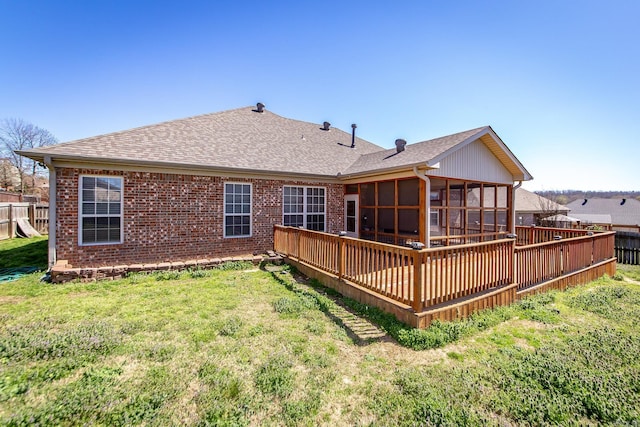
[78,175,123,246]
[282,185,327,231]
[223,182,253,238]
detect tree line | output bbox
[536,190,640,205]
[0,118,57,194]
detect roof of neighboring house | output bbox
[570,213,613,225]
[18,105,532,181]
[565,198,640,226]
[515,188,570,214]
[541,214,581,223]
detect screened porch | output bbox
[345,177,513,248]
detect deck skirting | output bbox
[286,255,617,329]
[287,256,519,328]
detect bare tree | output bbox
[535,193,569,228]
[0,158,20,189]
[0,118,57,193]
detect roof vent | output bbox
[621,198,626,205]
[582,199,588,206]
[255,102,265,113]
[350,124,357,148]
[395,138,407,153]
[322,121,331,131]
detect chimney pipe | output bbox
[322,121,331,131]
[256,102,265,113]
[350,124,357,148]
[395,138,407,153]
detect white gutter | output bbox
[43,156,56,269]
[512,181,522,234]
[413,166,431,248]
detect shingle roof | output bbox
[19,106,531,181]
[570,213,613,225]
[343,127,487,175]
[515,188,570,214]
[20,106,384,177]
[565,198,640,226]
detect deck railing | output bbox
[513,230,615,290]
[514,225,592,246]
[275,226,416,306]
[417,239,513,309]
[274,226,515,312]
[274,225,616,324]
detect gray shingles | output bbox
[23,106,384,177]
[21,107,516,180]
[515,188,569,214]
[343,127,488,175]
[566,198,640,226]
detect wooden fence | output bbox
[0,203,49,240]
[274,225,616,321]
[615,231,640,265]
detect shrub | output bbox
[189,268,210,278]
[254,354,295,398]
[219,316,243,337]
[216,261,253,271]
[272,295,318,315]
[154,270,182,281]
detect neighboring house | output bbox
[18,104,532,269]
[514,188,570,227]
[566,198,640,232]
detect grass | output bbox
[1,238,639,425]
[617,262,640,281]
[0,236,48,270]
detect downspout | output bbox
[413,167,431,248]
[43,156,56,269]
[512,181,522,234]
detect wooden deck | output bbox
[274,225,616,328]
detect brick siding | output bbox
[56,168,344,267]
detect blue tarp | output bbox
[0,267,40,282]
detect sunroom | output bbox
[339,126,526,248]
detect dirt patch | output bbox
[0,295,25,304]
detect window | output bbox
[224,183,252,237]
[283,186,325,231]
[80,176,122,245]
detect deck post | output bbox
[412,250,423,312]
[295,228,301,259]
[338,235,345,279]
[509,237,515,285]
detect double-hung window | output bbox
[224,182,252,237]
[283,186,326,231]
[80,176,122,245]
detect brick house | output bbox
[18,104,532,271]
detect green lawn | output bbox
[0,236,48,270]
[1,238,639,425]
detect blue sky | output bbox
[1,0,638,191]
